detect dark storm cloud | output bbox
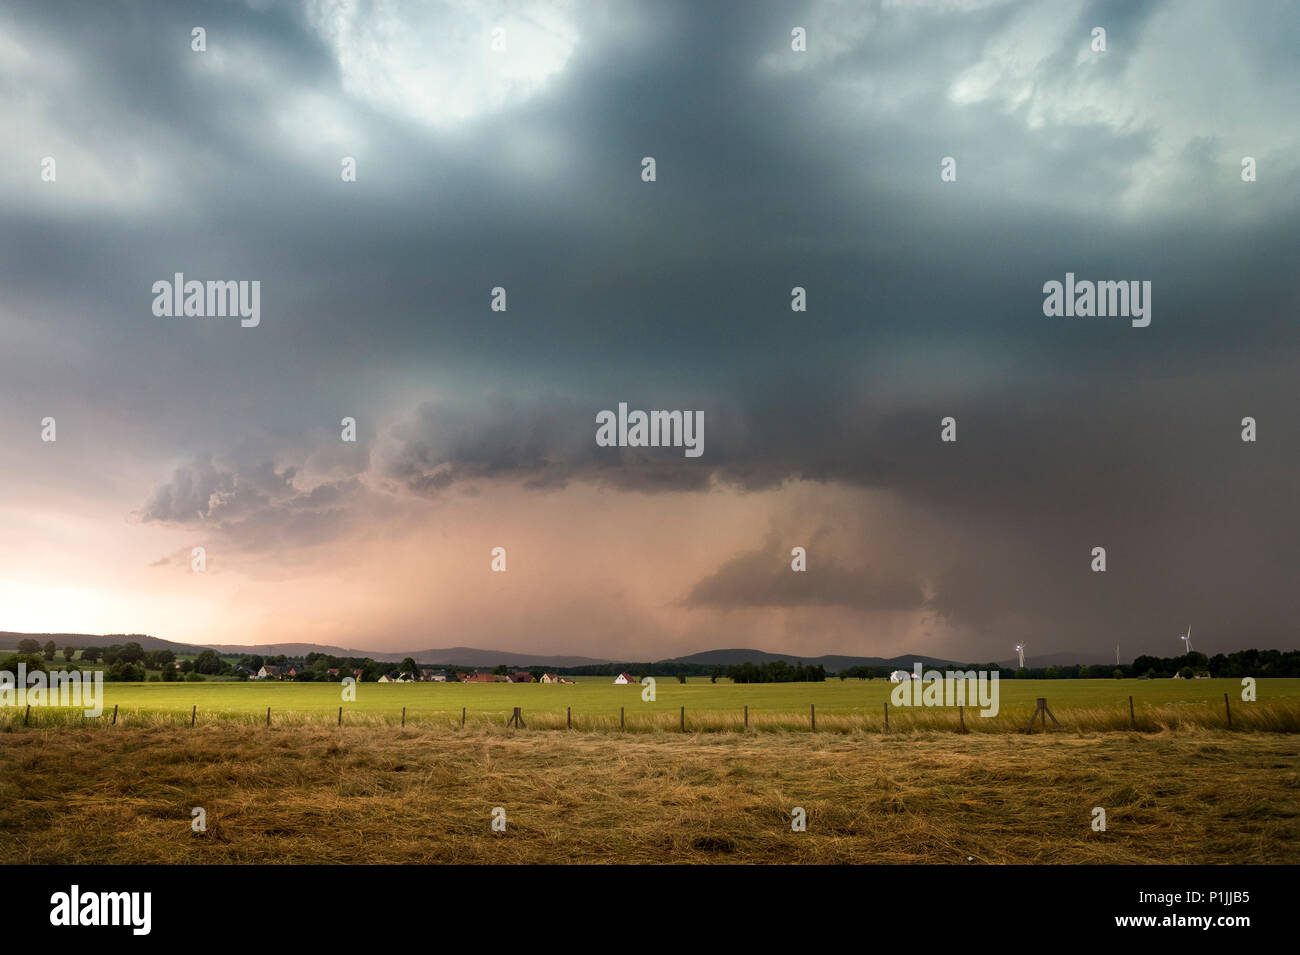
[4,0,1299,655]
[138,453,368,552]
[683,528,927,613]
[376,396,734,495]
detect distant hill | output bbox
[0,631,199,654]
[205,643,611,668]
[2,630,1120,671]
[0,633,609,668]
[203,642,364,658]
[657,647,961,670]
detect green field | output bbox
[9,676,1299,733]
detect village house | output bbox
[462,672,506,683]
[539,673,559,684]
[613,672,637,685]
[257,665,283,680]
[508,672,534,683]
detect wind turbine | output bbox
[1179,626,1194,654]
[1015,644,1025,668]
[1115,645,1120,666]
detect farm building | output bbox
[462,672,506,683]
[420,668,448,682]
[889,669,915,683]
[257,665,283,680]
[508,672,534,683]
[539,673,559,683]
[613,672,637,685]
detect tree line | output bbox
[726,661,827,683]
[8,640,1297,684]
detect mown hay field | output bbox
[1,725,1296,864]
[4,677,1299,734]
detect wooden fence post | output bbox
[266,706,271,727]
[111,704,118,726]
[744,705,748,730]
[23,704,30,727]
[883,702,888,732]
[680,706,685,732]
[958,704,965,733]
[1224,692,1232,729]
[461,706,466,728]
[1022,697,1060,733]
[401,706,406,728]
[567,706,571,729]
[191,705,196,727]
[338,706,342,727]
[811,703,816,732]
[1129,695,1135,729]
[620,706,625,731]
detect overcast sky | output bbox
[1,0,1297,661]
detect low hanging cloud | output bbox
[684,541,927,613]
[137,454,370,554]
[373,396,722,495]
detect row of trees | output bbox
[14,638,178,668]
[299,653,383,682]
[12,640,1297,685]
[15,638,80,662]
[8,641,209,682]
[727,661,827,684]
[1128,649,1300,680]
[828,650,1300,681]
[994,650,1299,680]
